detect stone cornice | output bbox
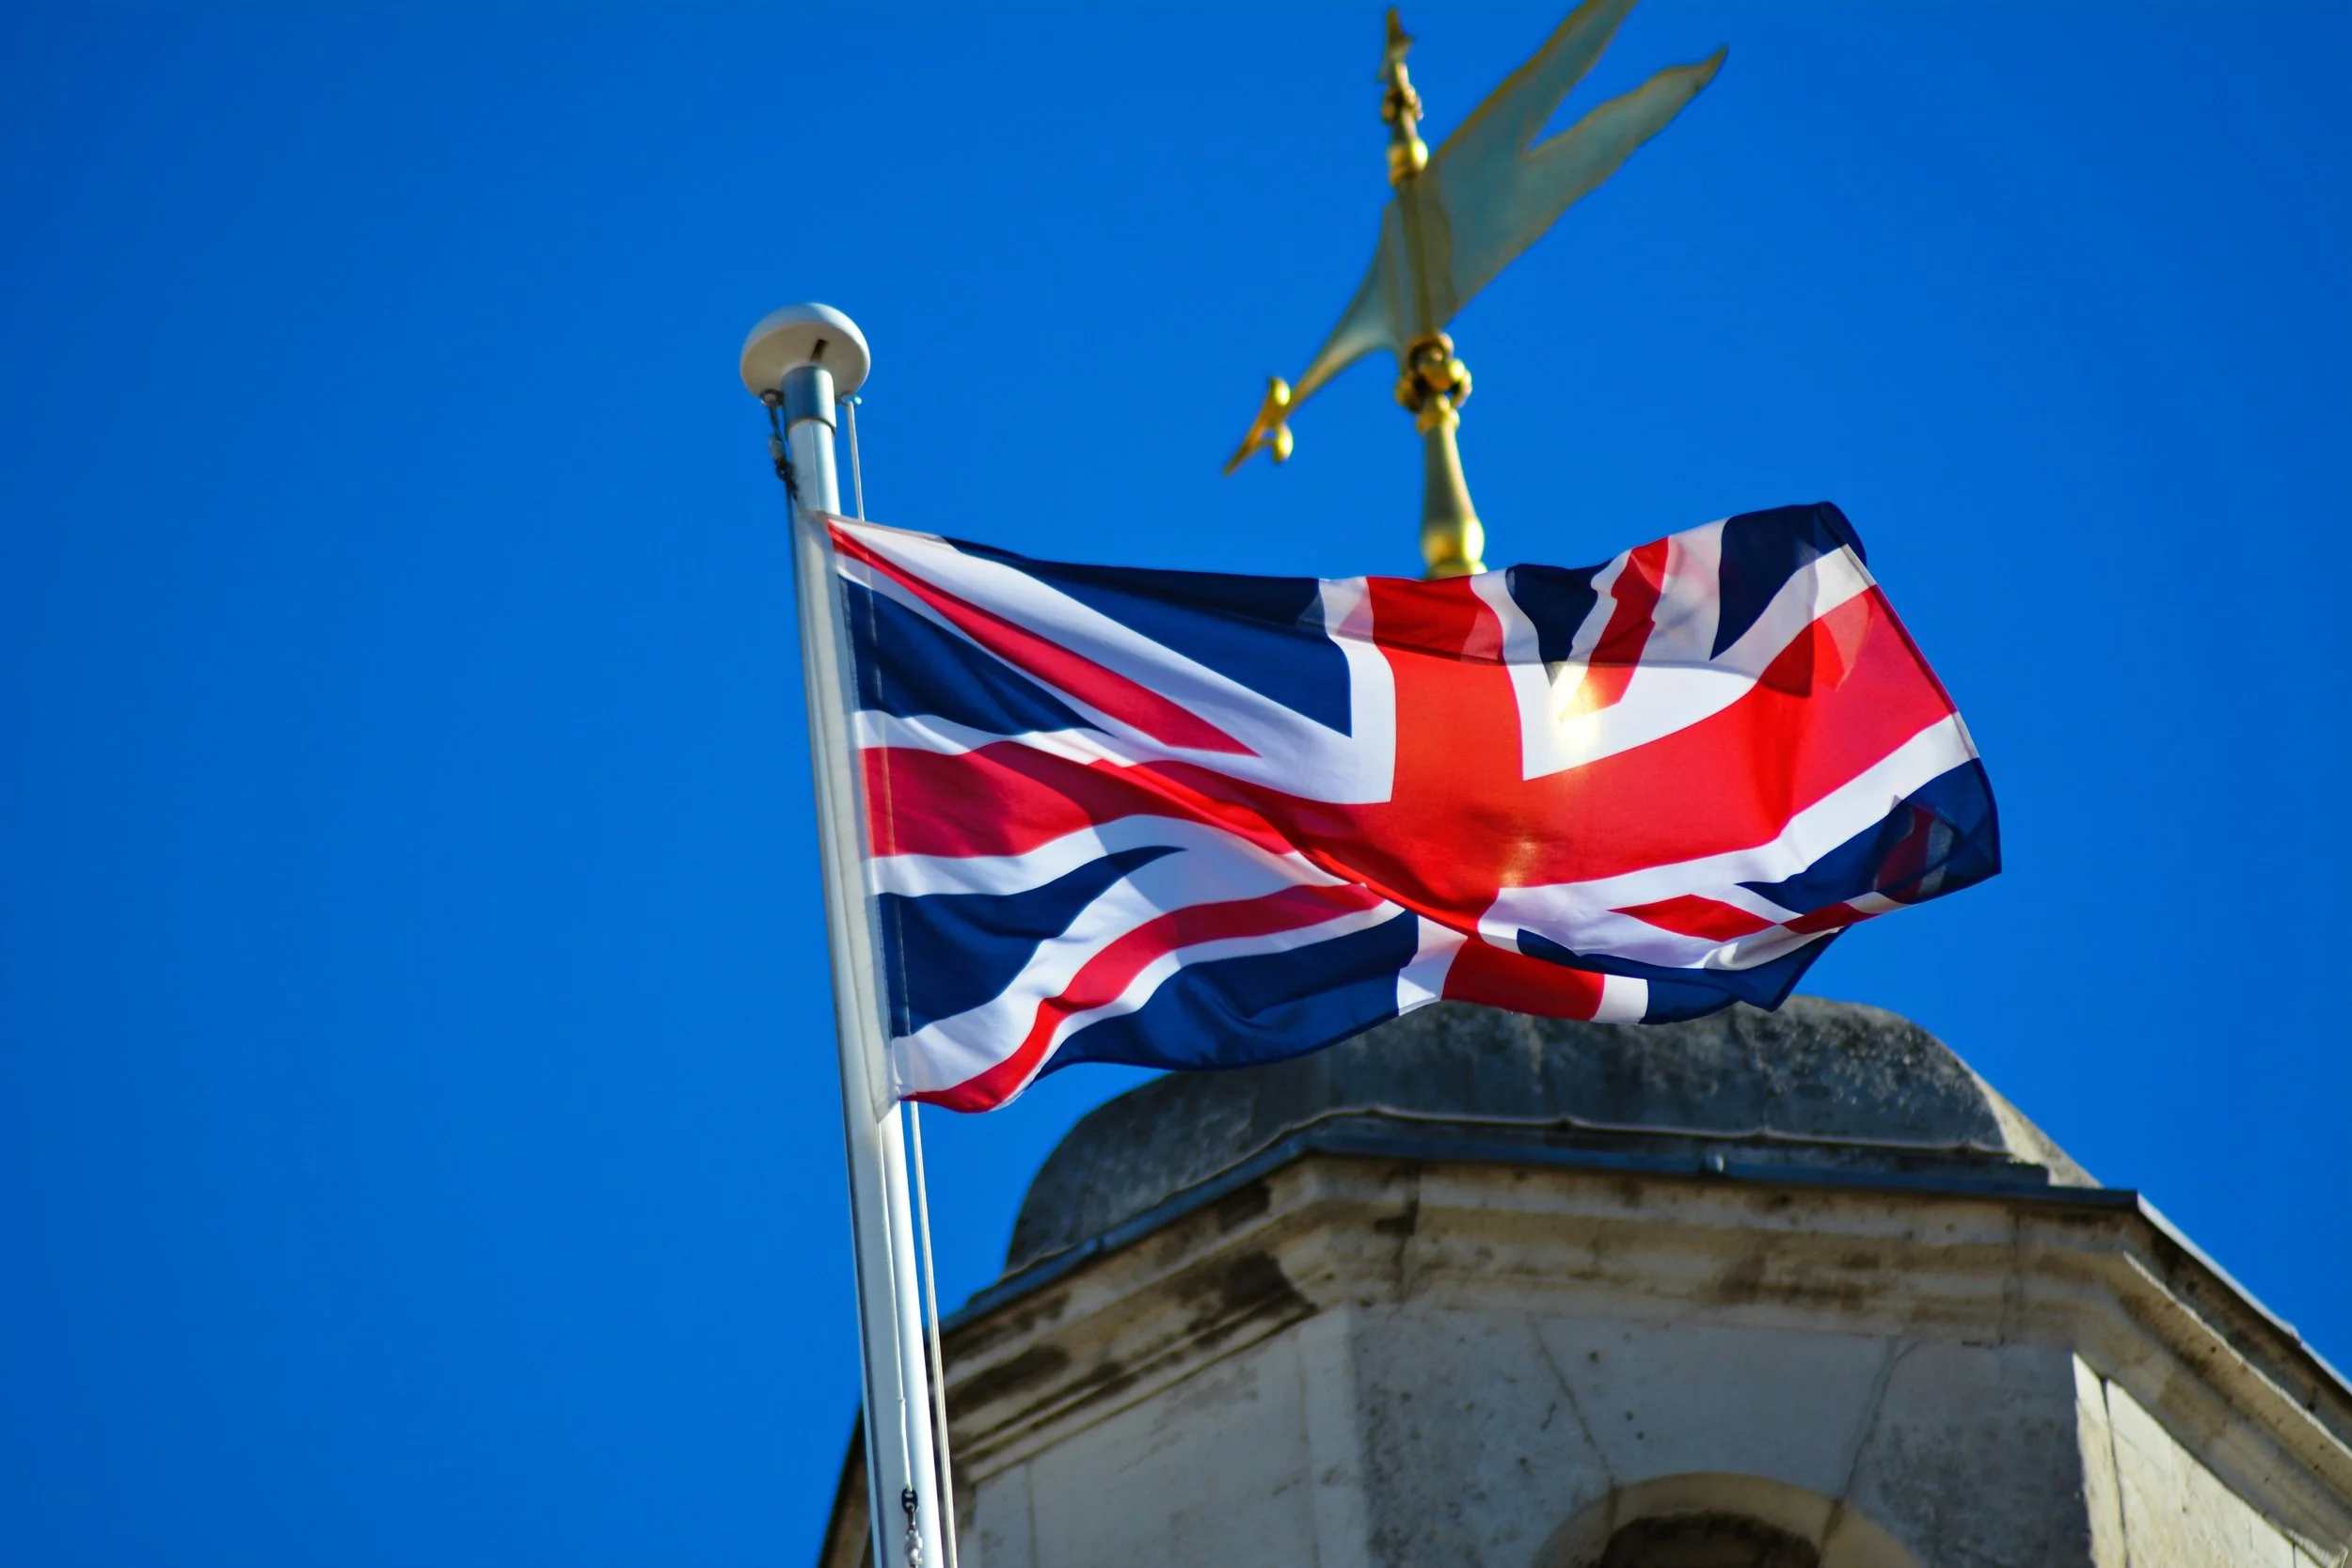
[938,1131,2352,1556]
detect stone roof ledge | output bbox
[1004,996,2091,1275]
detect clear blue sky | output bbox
[5,4,2346,1563]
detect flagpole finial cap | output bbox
[739,303,870,399]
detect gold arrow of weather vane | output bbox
[1224,0,1724,578]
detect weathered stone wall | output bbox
[914,1155,2352,1568]
[1350,1312,2090,1568]
[957,1308,2347,1567]
[970,1324,1325,1567]
[961,1308,2093,1568]
[2079,1357,2335,1568]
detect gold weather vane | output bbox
[1224,1,1724,578]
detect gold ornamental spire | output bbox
[1223,0,1724,578]
[1379,10,1429,187]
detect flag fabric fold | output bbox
[827,504,1996,1112]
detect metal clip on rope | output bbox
[760,391,797,499]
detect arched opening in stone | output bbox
[1536,1473,1920,1568]
[1597,1511,1822,1568]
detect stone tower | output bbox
[819,1000,2352,1566]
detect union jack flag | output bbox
[827,504,1996,1112]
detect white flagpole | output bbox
[740,304,947,1568]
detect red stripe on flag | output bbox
[1874,805,1938,896]
[1565,540,1667,717]
[833,526,1254,756]
[913,882,1386,1111]
[1440,933,1609,1020]
[1784,901,1876,935]
[1611,893,1778,942]
[1363,570,1506,663]
[864,744,1293,861]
